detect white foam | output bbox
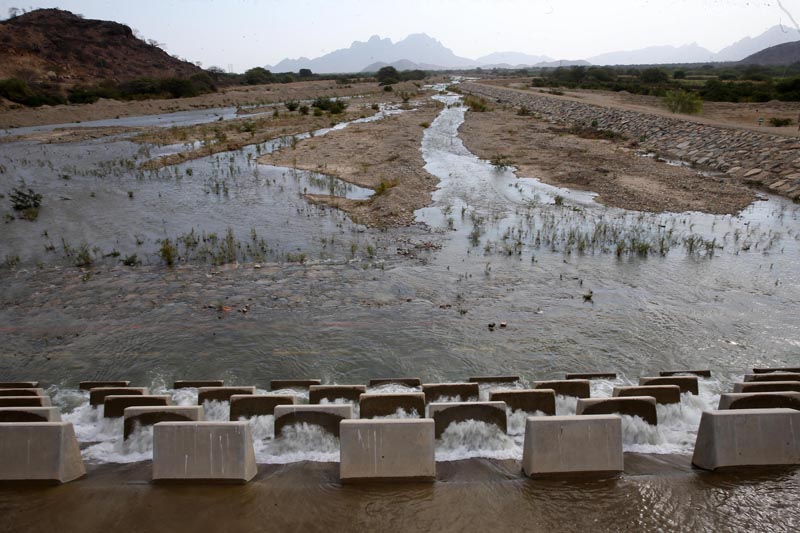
[371,408,420,419]
[255,422,339,464]
[478,381,526,401]
[202,399,230,421]
[366,383,420,394]
[435,420,521,461]
[81,425,154,464]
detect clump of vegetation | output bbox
[74,243,92,267]
[299,105,310,115]
[285,100,299,111]
[312,96,348,114]
[121,254,140,266]
[490,155,509,170]
[768,117,793,127]
[517,106,534,116]
[374,179,399,195]
[9,182,42,221]
[159,239,178,266]
[664,89,704,114]
[464,96,490,112]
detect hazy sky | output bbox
[2,0,799,71]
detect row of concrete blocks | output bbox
[3,406,798,484]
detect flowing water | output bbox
[1,92,800,530]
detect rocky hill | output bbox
[0,9,203,85]
[740,40,800,66]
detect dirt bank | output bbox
[459,105,756,214]
[258,98,443,227]
[0,79,423,129]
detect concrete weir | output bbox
[229,394,296,420]
[565,373,617,380]
[0,396,52,407]
[270,379,321,390]
[197,386,256,404]
[733,381,800,393]
[692,409,800,470]
[152,422,257,483]
[489,389,556,415]
[753,367,800,374]
[0,388,45,397]
[368,378,422,388]
[89,387,147,406]
[534,380,590,398]
[576,397,658,425]
[522,415,624,476]
[743,373,800,382]
[427,402,507,438]
[0,422,85,483]
[359,393,426,419]
[273,404,352,437]
[718,392,800,411]
[340,419,435,482]
[659,370,712,377]
[468,376,520,384]
[79,381,130,391]
[103,395,171,418]
[0,382,39,388]
[309,385,367,404]
[613,385,681,405]
[639,376,698,395]
[0,407,61,422]
[123,406,204,440]
[422,383,480,403]
[174,380,224,389]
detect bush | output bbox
[243,67,274,85]
[640,68,669,84]
[9,183,42,211]
[299,105,309,115]
[664,89,703,114]
[464,96,490,112]
[159,239,178,266]
[768,117,793,127]
[0,78,66,107]
[312,97,348,114]
[376,66,399,86]
[285,100,299,111]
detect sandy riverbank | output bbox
[458,104,756,214]
[258,98,444,227]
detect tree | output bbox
[243,67,274,85]
[376,66,399,85]
[640,68,669,84]
[664,89,703,114]
[298,68,313,77]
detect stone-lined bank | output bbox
[461,82,800,202]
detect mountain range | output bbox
[268,26,800,73]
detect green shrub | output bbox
[10,183,42,211]
[243,67,274,85]
[464,96,490,112]
[285,100,299,111]
[159,239,178,266]
[664,90,703,114]
[299,105,309,115]
[312,97,347,114]
[768,117,793,127]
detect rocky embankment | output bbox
[461,82,800,202]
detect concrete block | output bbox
[577,397,658,425]
[733,381,800,393]
[0,397,51,407]
[692,409,800,470]
[718,392,800,411]
[79,381,130,391]
[467,376,520,383]
[273,404,352,437]
[174,380,224,389]
[0,382,39,388]
[152,422,256,483]
[522,415,623,476]
[0,388,45,397]
[534,380,590,398]
[753,367,800,374]
[359,393,425,418]
[0,422,85,483]
[422,383,479,403]
[270,379,321,390]
[197,386,255,404]
[744,373,800,382]
[340,419,435,481]
[565,372,617,380]
[124,406,205,440]
[0,407,61,422]
[309,385,367,404]
[229,394,296,420]
[368,378,421,388]
[613,385,681,405]
[489,389,556,415]
[89,387,147,406]
[639,376,698,395]
[659,370,712,377]
[103,395,171,418]
[427,402,507,438]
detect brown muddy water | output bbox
[1,90,799,531]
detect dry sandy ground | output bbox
[459,106,756,214]
[0,79,423,129]
[490,80,800,137]
[258,99,443,227]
